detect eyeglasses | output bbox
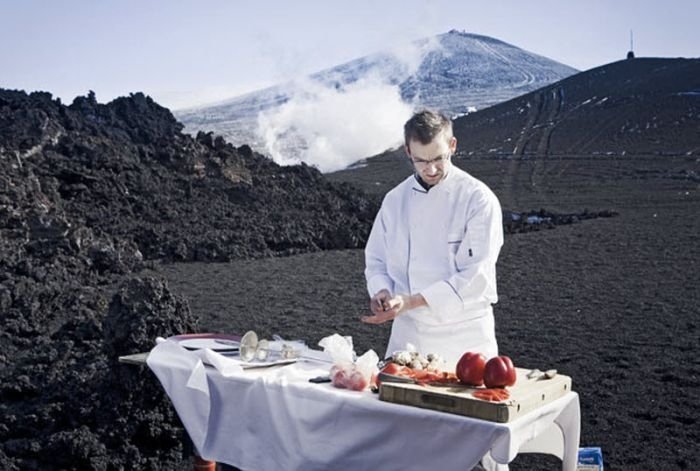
[411,152,451,168]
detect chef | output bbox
[362,109,504,367]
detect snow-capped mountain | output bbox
[175,30,578,171]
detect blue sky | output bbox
[2,0,698,110]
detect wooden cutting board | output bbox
[379,367,572,423]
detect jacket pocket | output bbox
[447,231,463,268]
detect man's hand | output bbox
[362,292,427,324]
[368,289,392,316]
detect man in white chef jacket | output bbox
[362,110,504,367]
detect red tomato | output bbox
[483,356,517,388]
[346,370,369,391]
[456,352,487,386]
[330,365,348,388]
[331,365,370,391]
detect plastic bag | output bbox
[318,334,379,391]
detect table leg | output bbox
[554,393,581,471]
[193,455,216,471]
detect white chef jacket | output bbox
[365,166,504,366]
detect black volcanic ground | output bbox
[0,89,375,470]
[2,58,700,470]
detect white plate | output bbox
[178,338,239,352]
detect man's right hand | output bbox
[369,289,392,316]
[362,291,428,325]
[362,290,405,324]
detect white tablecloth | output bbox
[147,341,580,471]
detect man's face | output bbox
[406,133,457,186]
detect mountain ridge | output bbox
[451,57,700,157]
[175,30,572,114]
[327,57,700,199]
[175,30,578,168]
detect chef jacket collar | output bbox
[412,170,453,193]
[414,174,431,192]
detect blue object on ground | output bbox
[577,447,604,470]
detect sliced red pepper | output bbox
[473,388,510,402]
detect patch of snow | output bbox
[451,106,478,119]
[526,215,550,224]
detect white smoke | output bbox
[256,38,442,173]
[387,34,443,78]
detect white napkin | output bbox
[198,348,245,377]
[149,341,245,400]
[146,340,212,454]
